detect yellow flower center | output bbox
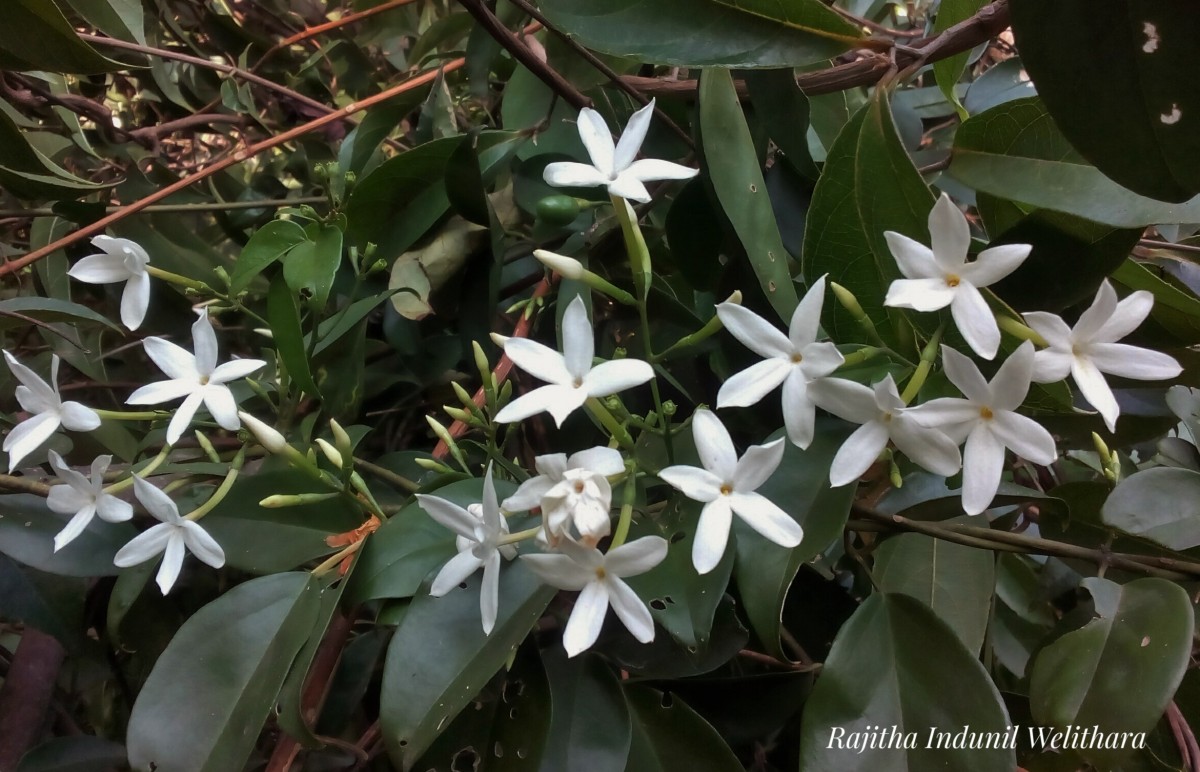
[199,375,210,385]
[595,566,607,580]
[945,274,961,288]
[573,376,584,388]
[980,406,994,420]
[790,353,803,364]
[719,484,733,496]
[573,481,586,494]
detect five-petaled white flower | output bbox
[46,450,132,551]
[1025,279,1181,432]
[114,475,225,595]
[494,295,654,427]
[542,99,698,204]
[809,373,962,487]
[127,310,266,444]
[658,409,802,574]
[68,235,152,330]
[909,343,1057,515]
[502,446,624,543]
[883,193,1031,360]
[522,535,666,657]
[716,276,845,449]
[3,351,100,472]
[418,465,517,635]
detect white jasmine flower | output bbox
[1025,280,1182,432]
[126,310,266,444]
[909,343,1057,515]
[68,235,152,330]
[46,450,132,551]
[114,475,225,595]
[542,100,698,204]
[494,295,654,427]
[716,276,845,448]
[3,351,100,472]
[522,535,666,657]
[809,374,962,486]
[502,446,624,542]
[418,465,517,634]
[658,409,802,574]
[883,194,1031,360]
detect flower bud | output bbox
[489,332,510,348]
[316,438,343,468]
[238,411,288,454]
[330,418,352,457]
[260,492,340,508]
[830,281,866,320]
[534,250,585,280]
[415,457,453,473]
[723,289,743,305]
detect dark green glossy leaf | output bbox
[283,225,343,314]
[0,108,109,199]
[931,0,985,114]
[622,685,741,772]
[267,273,321,399]
[1029,577,1194,769]
[379,560,554,767]
[799,593,1015,771]
[1112,258,1200,343]
[539,651,631,772]
[537,0,862,67]
[699,68,799,323]
[0,296,122,332]
[127,572,322,772]
[0,554,83,647]
[802,93,934,349]
[0,0,127,73]
[1010,0,1200,202]
[338,92,430,177]
[1101,467,1200,550]
[743,69,819,181]
[0,494,135,577]
[734,420,855,661]
[949,98,1200,228]
[230,220,307,295]
[878,473,1065,522]
[874,531,994,655]
[15,736,127,772]
[663,179,725,292]
[62,0,145,44]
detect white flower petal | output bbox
[417,494,478,539]
[4,412,60,472]
[126,379,196,405]
[68,252,131,283]
[582,359,654,397]
[715,303,791,359]
[829,421,889,487]
[961,243,1031,287]
[692,498,733,574]
[1095,289,1154,342]
[191,312,219,375]
[562,581,609,657]
[908,397,978,428]
[733,438,784,492]
[576,108,615,178]
[891,417,963,477]
[142,337,199,381]
[209,358,266,384]
[480,464,502,532]
[658,465,723,502]
[561,295,595,379]
[568,446,625,477]
[5,351,56,408]
[1023,312,1073,349]
[789,275,827,348]
[1073,280,1119,342]
[940,345,993,404]
[47,449,90,492]
[113,523,172,567]
[180,521,225,568]
[58,401,100,432]
[782,370,817,449]
[691,409,737,480]
[950,282,1000,360]
[494,384,586,426]
[961,426,1006,516]
[613,100,654,172]
[885,278,956,312]
[716,358,791,409]
[121,271,151,330]
[989,341,1036,411]
[1071,356,1120,432]
[95,494,133,523]
[47,482,91,515]
[534,453,568,480]
[156,532,187,594]
[990,411,1057,466]
[53,506,96,552]
[729,491,803,548]
[522,552,592,591]
[928,194,971,272]
[605,535,668,576]
[503,338,572,386]
[607,174,652,203]
[131,475,182,523]
[542,162,610,189]
[1088,343,1181,381]
[203,385,240,431]
[502,476,555,513]
[808,377,878,424]
[884,232,940,280]
[622,158,698,183]
[605,576,655,643]
[165,390,205,445]
[430,550,484,596]
[1031,349,1073,384]
[480,551,501,634]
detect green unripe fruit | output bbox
[536,195,581,225]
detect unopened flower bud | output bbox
[490,332,510,348]
[415,457,453,473]
[830,281,866,320]
[260,492,340,508]
[452,381,476,410]
[316,438,343,468]
[534,250,586,279]
[723,289,743,305]
[238,411,288,454]
[330,418,352,457]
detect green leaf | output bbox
[126,573,322,772]
[699,68,799,323]
[0,108,110,199]
[625,497,732,650]
[0,297,123,332]
[267,273,321,399]
[874,531,995,655]
[230,220,308,295]
[799,593,1015,771]
[537,0,862,67]
[337,90,431,177]
[276,573,351,749]
[949,97,1200,228]
[283,225,343,314]
[1112,258,1200,343]
[1010,0,1200,203]
[1101,467,1200,550]
[539,650,631,772]
[379,561,554,767]
[61,0,146,44]
[0,554,84,647]
[15,736,127,772]
[622,686,742,772]
[931,0,985,115]
[0,495,135,577]
[734,419,856,661]
[0,0,128,73]
[1029,577,1194,769]
[742,69,819,181]
[802,92,935,349]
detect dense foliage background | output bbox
[3,1,1200,771]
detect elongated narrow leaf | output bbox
[230,220,307,294]
[0,297,122,332]
[949,98,1200,228]
[267,273,321,399]
[1029,577,1194,769]
[0,0,128,73]
[799,593,1015,771]
[62,0,146,44]
[699,68,798,323]
[537,0,862,67]
[127,573,322,772]
[0,108,109,199]
[874,531,995,655]
[283,225,343,314]
[931,0,985,113]
[1011,0,1200,202]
